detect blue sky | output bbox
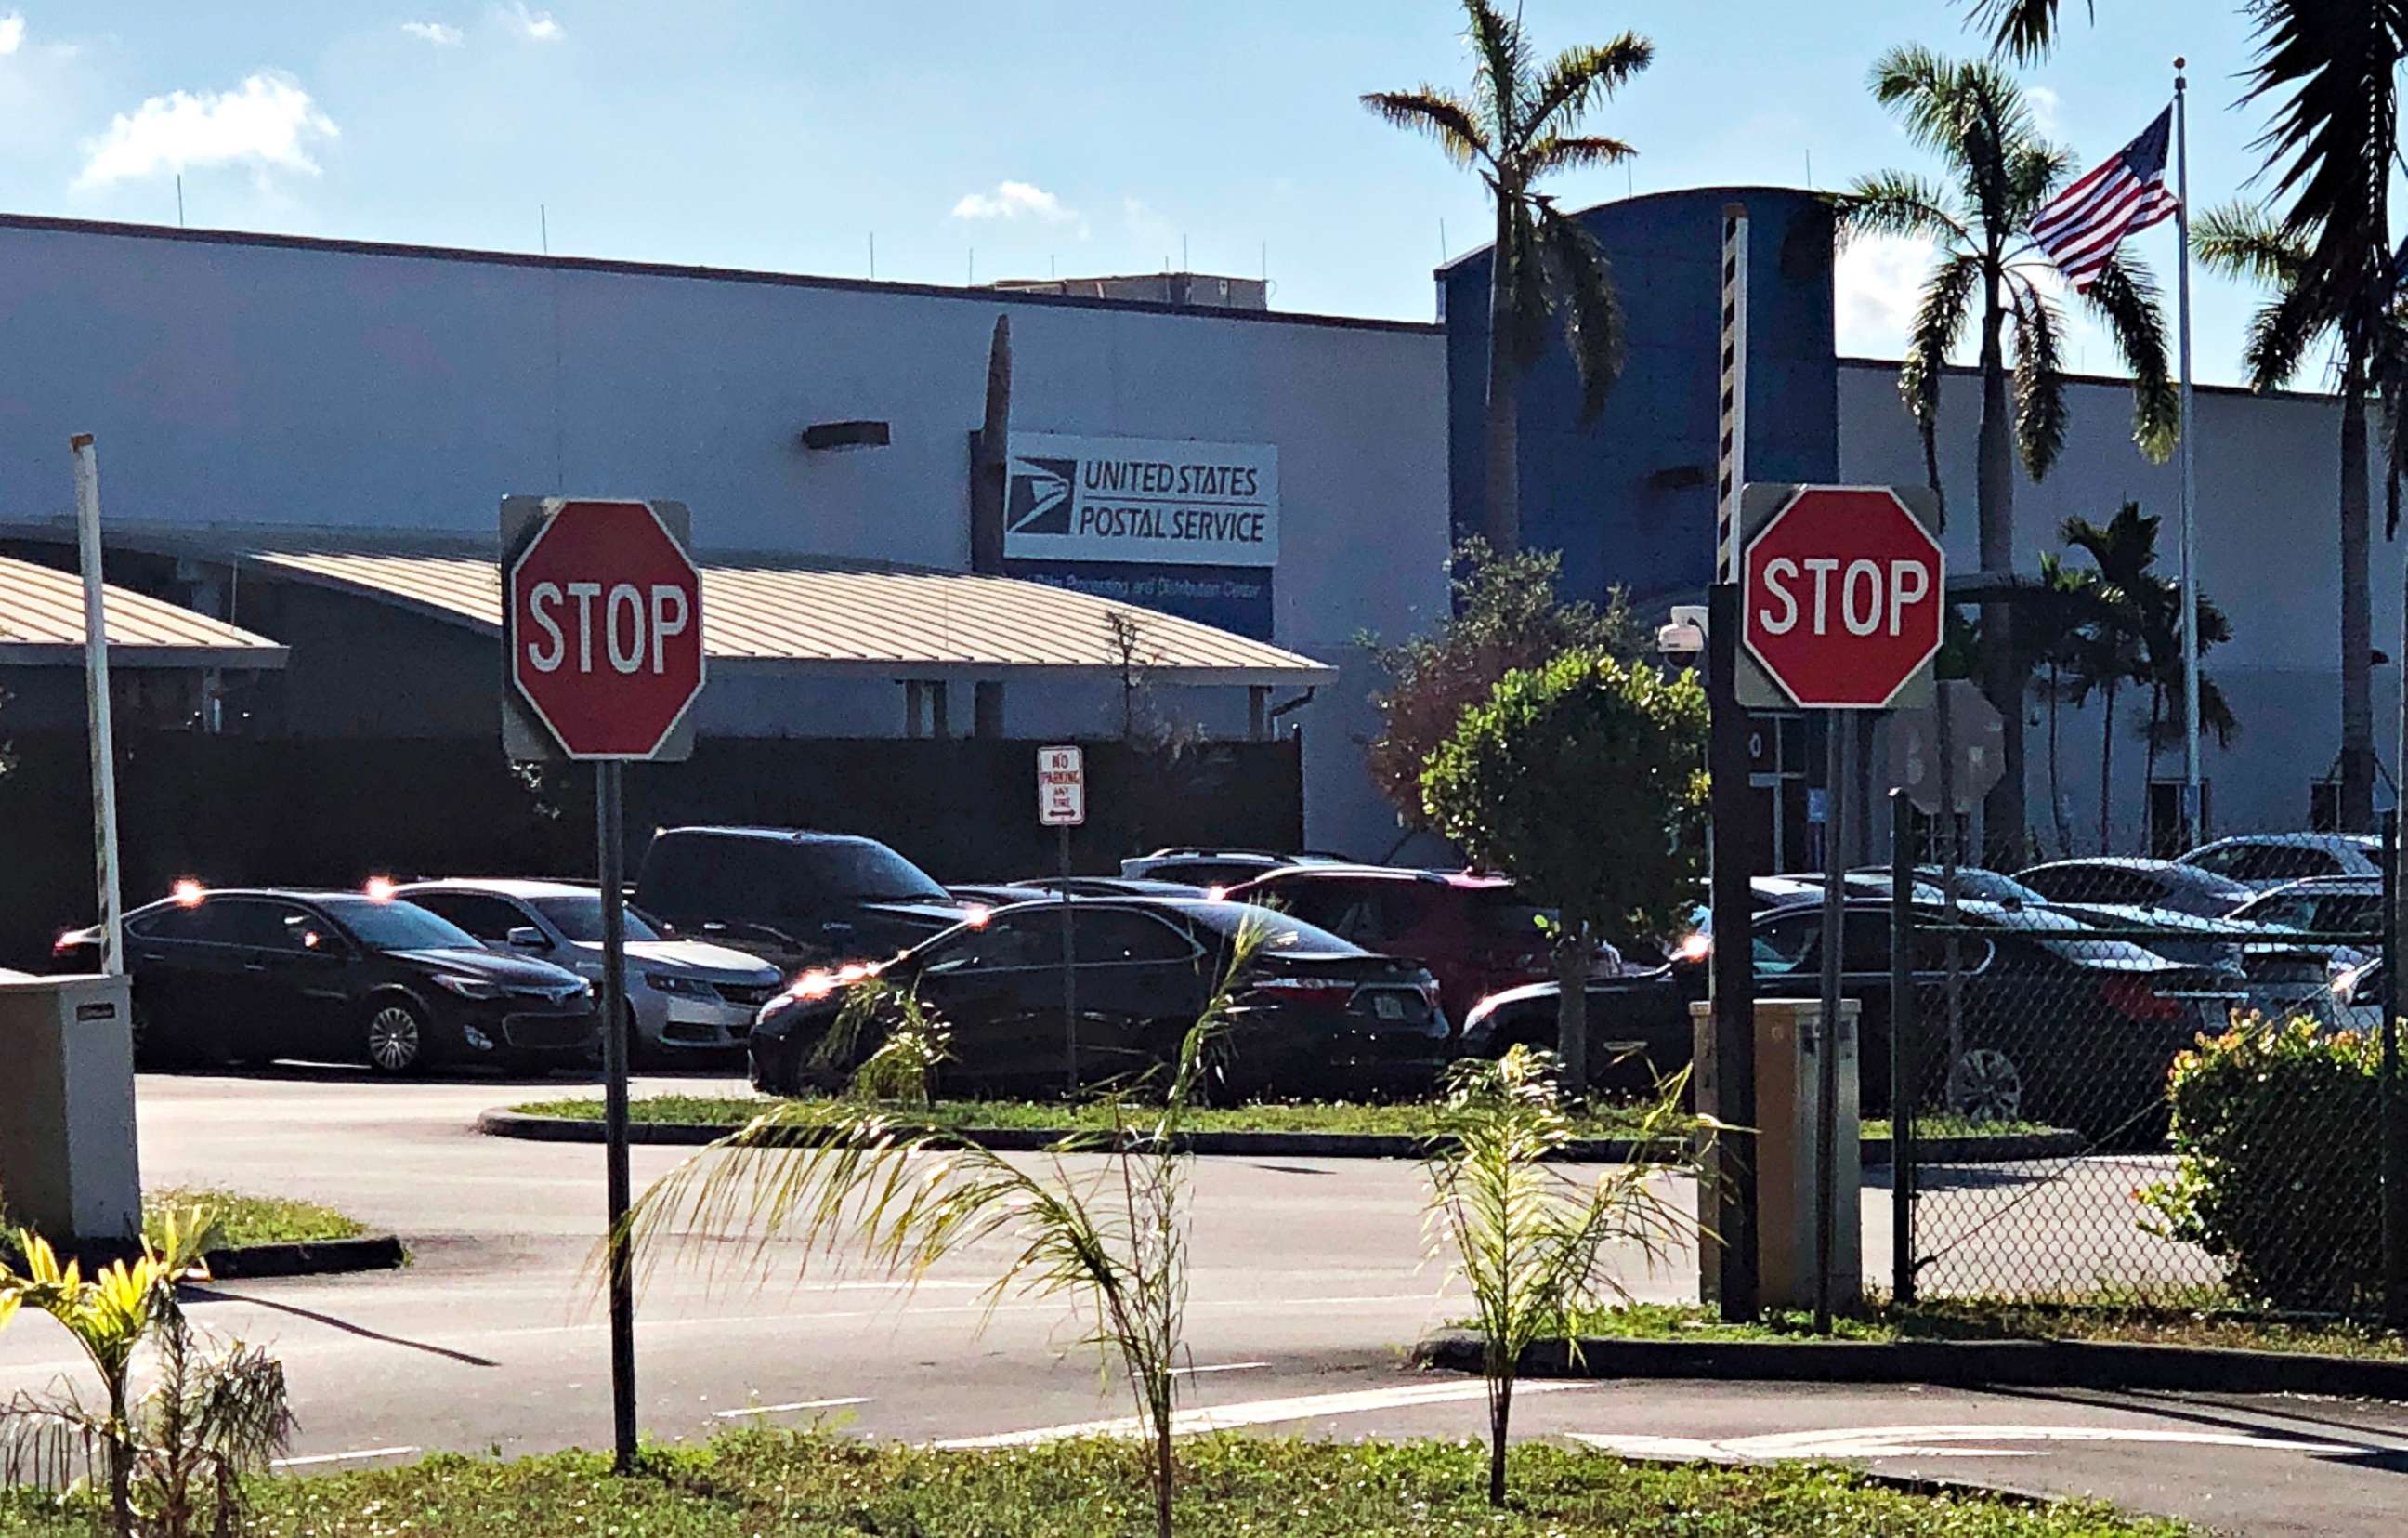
[0,2,2323,387]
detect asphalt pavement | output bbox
[2,1068,2403,1535]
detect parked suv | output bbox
[1117,848,1348,888]
[2179,834,2384,892]
[56,886,595,1073]
[397,878,781,1060]
[633,827,970,972]
[1221,865,1600,1028]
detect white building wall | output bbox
[0,217,1451,855]
[1838,359,2402,847]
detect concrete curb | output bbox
[475,1110,2082,1166]
[52,1233,407,1280]
[1410,1330,2408,1400]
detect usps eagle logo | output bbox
[1006,455,1078,536]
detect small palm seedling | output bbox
[1423,1045,1701,1506]
[625,924,1266,1538]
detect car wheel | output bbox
[1948,1047,2023,1124]
[364,1000,430,1075]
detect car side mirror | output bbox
[506,926,550,952]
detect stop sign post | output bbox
[1728,483,1941,1333]
[500,495,705,1477]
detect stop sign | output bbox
[507,499,706,758]
[1742,486,1943,710]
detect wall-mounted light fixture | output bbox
[798,419,892,452]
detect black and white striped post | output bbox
[1703,202,1761,1321]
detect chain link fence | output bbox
[1888,825,2401,1314]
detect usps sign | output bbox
[1038,745,1086,827]
[1005,432,1277,568]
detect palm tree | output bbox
[1842,46,2179,858]
[1966,0,2088,61]
[2195,204,2405,832]
[2030,550,2103,853]
[1366,3,1651,554]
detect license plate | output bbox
[1373,994,1406,1020]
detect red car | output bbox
[1221,866,1614,1030]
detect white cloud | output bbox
[2027,85,2061,137]
[0,14,24,55]
[74,72,339,190]
[498,3,564,42]
[952,180,1077,224]
[401,20,465,46]
[1835,233,1942,360]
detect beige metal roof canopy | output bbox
[0,555,287,668]
[248,547,1332,686]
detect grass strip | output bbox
[146,1186,364,1249]
[0,1428,2191,1536]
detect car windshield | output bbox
[1919,867,2045,906]
[327,898,482,953]
[530,896,663,943]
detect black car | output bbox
[2014,858,2254,919]
[634,827,972,971]
[54,887,596,1073]
[749,898,1450,1099]
[1459,898,2244,1139]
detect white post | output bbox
[71,433,124,977]
[1718,204,1752,583]
[2174,65,2203,843]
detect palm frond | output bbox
[1521,33,1654,135]
[2244,277,2333,388]
[1463,0,1532,150]
[1968,0,2091,62]
[1534,197,1625,420]
[2005,140,2074,226]
[2244,0,2405,283]
[1835,171,1970,246]
[1501,193,1552,371]
[1900,254,1983,427]
[2009,277,2071,478]
[1361,87,1492,167]
[2080,256,2179,461]
[2193,200,2311,289]
[1868,45,1970,158]
[1525,134,1637,178]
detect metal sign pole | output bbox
[70,434,124,978]
[1814,715,1850,1335]
[597,760,637,1473]
[1888,787,1917,1307]
[1060,822,1078,1095]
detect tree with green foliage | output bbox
[1420,650,1707,1091]
[1365,540,1640,839]
[1423,1045,1695,1507]
[1842,45,2178,856]
[1365,4,1650,553]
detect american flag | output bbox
[2031,107,2182,293]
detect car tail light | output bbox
[52,930,79,955]
[2101,974,2183,1023]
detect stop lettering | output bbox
[1742,487,1943,710]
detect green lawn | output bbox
[146,1186,364,1249]
[0,1429,2190,1537]
[510,1093,2047,1146]
[1550,1299,2408,1361]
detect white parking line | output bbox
[273,1445,419,1468]
[937,1379,1590,1450]
[712,1396,870,1419]
[1571,1424,2382,1462]
[1171,1361,1269,1376]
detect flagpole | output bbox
[2175,59,2203,846]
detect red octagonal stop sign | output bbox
[1743,486,1943,710]
[508,499,706,758]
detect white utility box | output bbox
[0,973,141,1241]
[1692,996,1861,1312]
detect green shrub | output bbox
[2140,1017,2385,1312]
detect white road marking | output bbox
[1573,1424,2381,1462]
[273,1445,419,1468]
[1171,1361,1269,1376]
[712,1396,870,1419]
[937,1379,1590,1450]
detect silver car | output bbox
[397,879,781,1059]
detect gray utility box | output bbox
[1691,997,1862,1313]
[0,973,141,1241]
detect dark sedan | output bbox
[749,898,1450,1099]
[56,887,596,1073]
[1459,898,2244,1139]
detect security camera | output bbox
[1656,604,1708,660]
